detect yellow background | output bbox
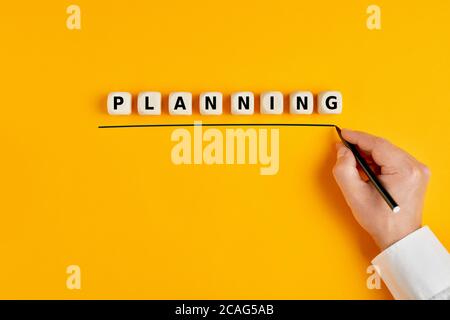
[1,0,449,299]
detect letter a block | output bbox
[169,92,192,115]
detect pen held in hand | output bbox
[335,126,401,213]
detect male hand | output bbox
[333,129,430,251]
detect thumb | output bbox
[333,144,367,200]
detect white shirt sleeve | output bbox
[371,226,450,300]
[431,287,450,300]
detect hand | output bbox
[332,129,430,251]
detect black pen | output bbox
[335,126,400,213]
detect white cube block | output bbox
[107,92,132,115]
[200,92,223,115]
[231,92,254,115]
[318,91,342,114]
[137,92,161,115]
[260,91,283,114]
[169,92,192,115]
[290,91,314,114]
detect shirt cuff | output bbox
[372,226,450,300]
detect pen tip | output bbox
[393,206,401,213]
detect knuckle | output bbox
[404,163,425,181]
[332,165,340,178]
[374,137,390,149]
[332,164,344,179]
[419,163,431,179]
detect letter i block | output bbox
[260,91,283,114]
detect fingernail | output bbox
[337,146,348,158]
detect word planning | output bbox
[107,91,342,115]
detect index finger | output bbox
[341,129,406,168]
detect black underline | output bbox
[98,123,337,129]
